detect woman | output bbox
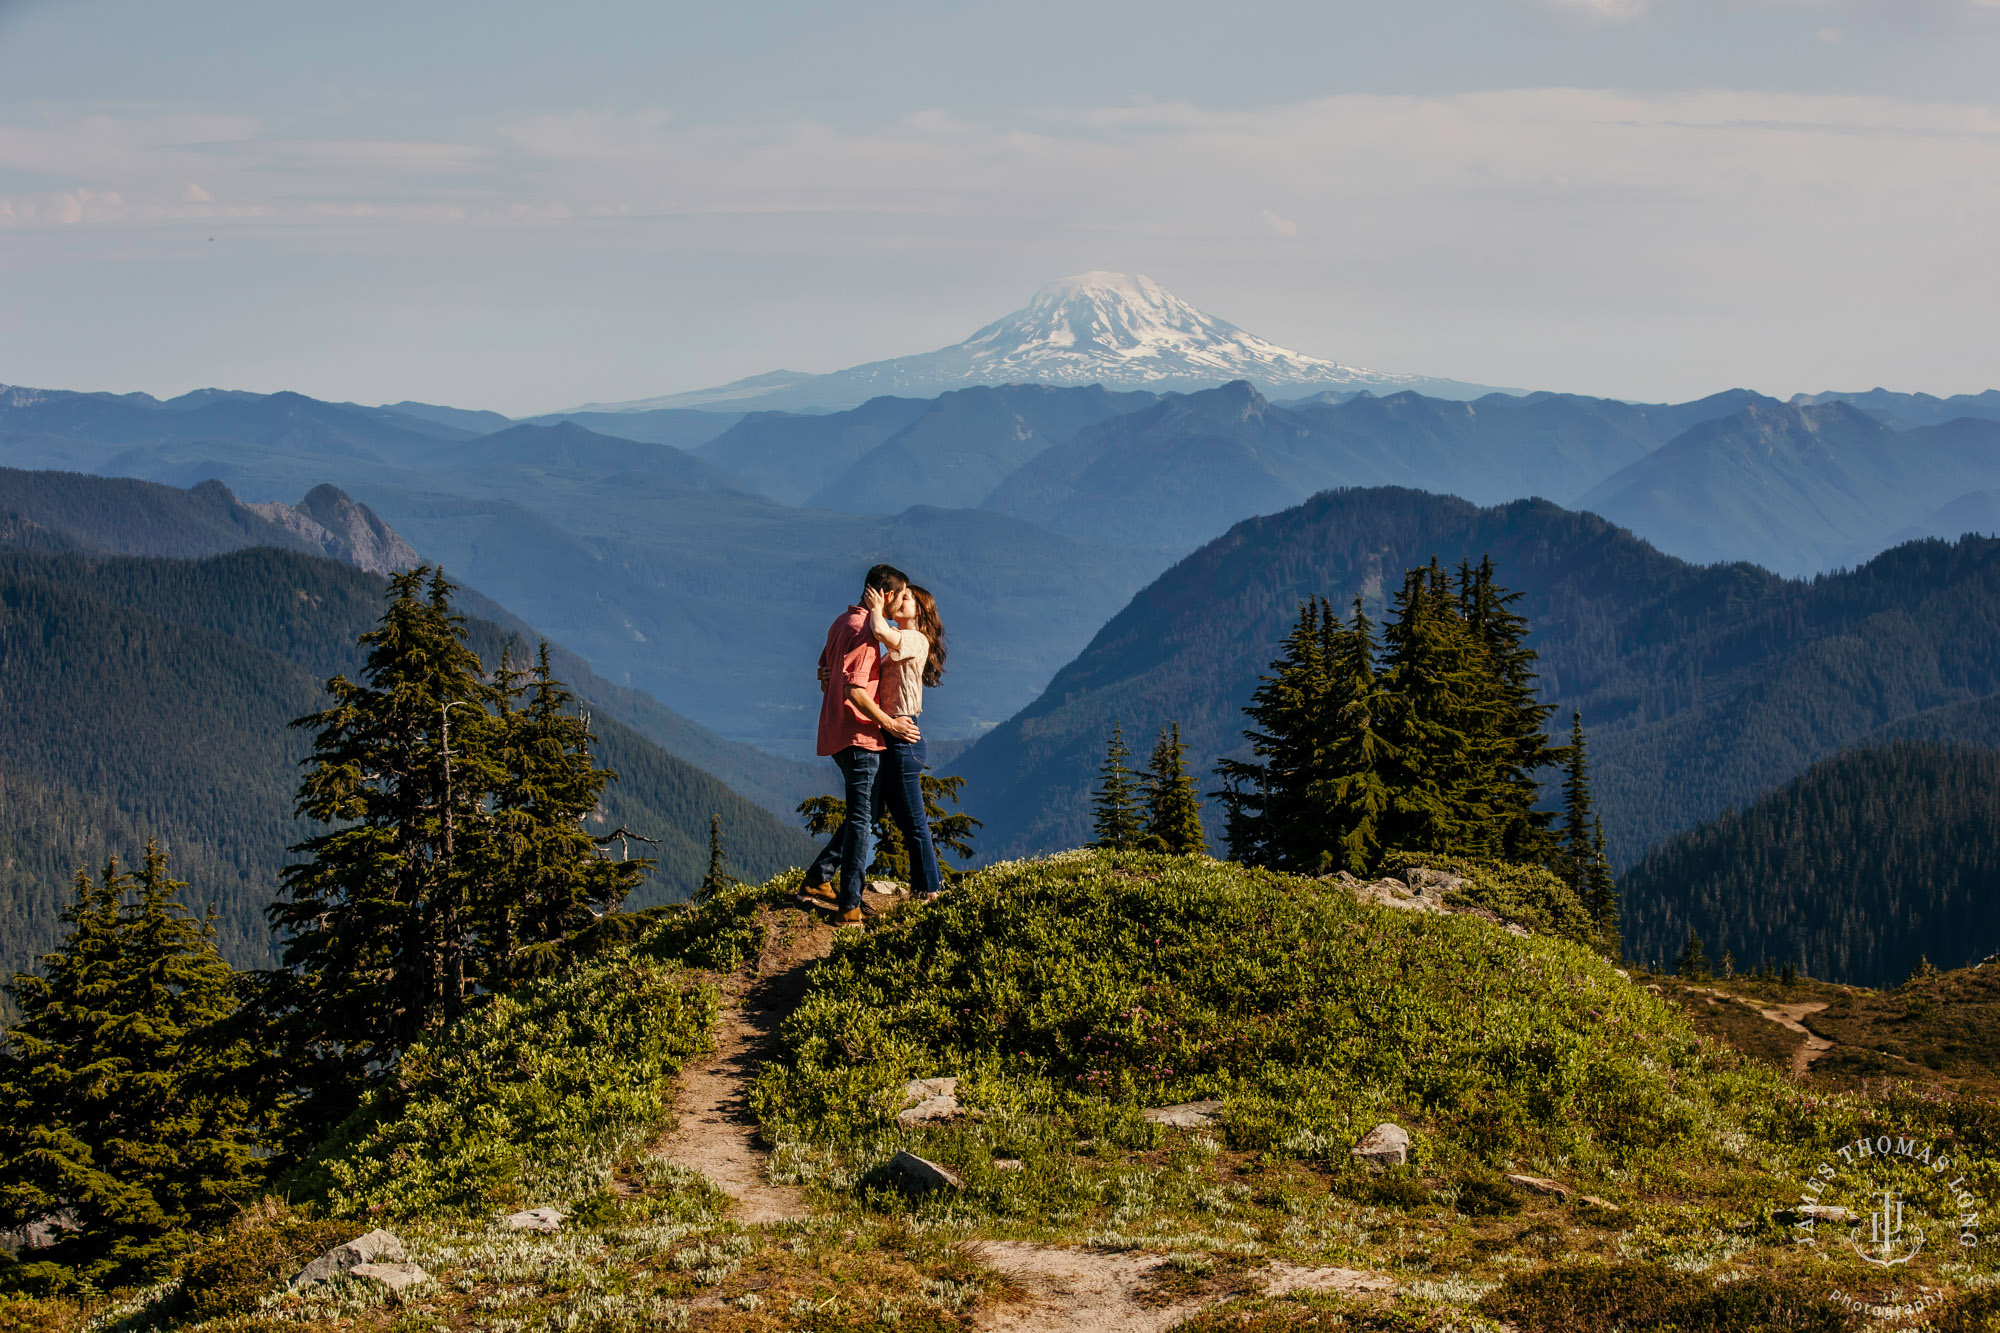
[862,581,948,900]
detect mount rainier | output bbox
[579,272,1499,412]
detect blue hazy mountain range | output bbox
[5,373,2000,771]
[949,488,2000,886]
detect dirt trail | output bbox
[1757,1000,1834,1078]
[976,1243,1394,1332]
[656,905,840,1223]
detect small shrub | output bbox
[637,872,798,973]
[1453,1175,1523,1217]
[175,1200,355,1322]
[1478,1262,1852,1332]
[1933,1288,2000,1333]
[293,950,717,1216]
[0,1295,87,1333]
[1382,852,1600,951]
[1359,1173,1434,1209]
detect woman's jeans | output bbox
[806,745,880,911]
[883,722,944,897]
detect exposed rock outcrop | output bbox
[244,484,420,575]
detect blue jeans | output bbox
[807,745,881,911]
[882,723,943,897]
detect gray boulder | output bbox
[504,1206,565,1232]
[350,1261,430,1292]
[1142,1099,1224,1129]
[1351,1123,1411,1168]
[889,1150,963,1192]
[291,1229,406,1288]
[895,1076,963,1126]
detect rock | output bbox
[1142,1099,1224,1129]
[1503,1173,1572,1199]
[292,1229,407,1288]
[1782,1203,1856,1224]
[1350,1123,1412,1168]
[504,1207,565,1232]
[349,1262,430,1292]
[897,1095,962,1127]
[896,1076,963,1126]
[0,1209,79,1258]
[1579,1195,1622,1213]
[867,879,905,896]
[1403,866,1467,896]
[1503,921,1530,937]
[890,1150,962,1192]
[993,1158,1024,1172]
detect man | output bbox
[802,563,921,923]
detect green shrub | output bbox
[173,1200,354,1322]
[1452,1174,1523,1217]
[294,950,716,1216]
[1478,1262,1852,1332]
[635,870,799,972]
[1933,1288,2000,1332]
[755,851,1727,1199]
[1380,852,1600,951]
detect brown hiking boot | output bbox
[800,880,837,905]
[835,907,865,925]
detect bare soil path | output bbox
[976,1243,1395,1332]
[1757,1000,1835,1078]
[655,904,840,1223]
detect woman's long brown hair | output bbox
[910,585,947,688]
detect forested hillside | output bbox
[0,466,822,814]
[951,488,2000,877]
[1620,742,2000,982]
[0,548,815,1003]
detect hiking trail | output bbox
[655,903,837,1223]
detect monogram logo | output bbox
[1851,1188,1924,1267]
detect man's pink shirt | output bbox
[817,605,884,756]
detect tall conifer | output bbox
[1092,722,1145,851]
[1143,723,1206,854]
[0,844,258,1285]
[698,814,737,902]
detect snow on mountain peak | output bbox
[588,272,1480,412]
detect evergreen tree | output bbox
[1091,722,1145,851]
[1315,599,1394,875]
[0,845,258,1287]
[796,775,980,884]
[1217,601,1330,869]
[698,813,737,902]
[1142,723,1206,855]
[485,642,650,975]
[1675,929,1712,980]
[1376,563,1488,858]
[921,774,982,879]
[1458,556,1563,863]
[1585,816,1620,957]
[268,569,645,1131]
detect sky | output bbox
[1,0,1998,414]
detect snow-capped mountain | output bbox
[576,272,1497,412]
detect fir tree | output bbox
[1316,599,1394,875]
[1675,929,1712,980]
[796,775,980,883]
[1458,556,1563,863]
[1585,816,1620,957]
[1142,723,1206,855]
[1377,563,1488,858]
[1091,722,1145,851]
[485,642,650,975]
[921,774,982,879]
[269,569,646,1131]
[698,813,737,902]
[1216,601,1330,869]
[0,844,258,1286]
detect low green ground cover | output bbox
[754,851,1770,1217]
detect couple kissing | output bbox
[801,563,948,923]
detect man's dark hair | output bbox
[865,564,910,595]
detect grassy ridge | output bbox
[755,853,1745,1203]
